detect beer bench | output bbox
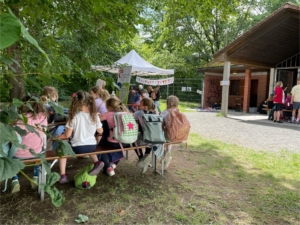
[20,141,186,201]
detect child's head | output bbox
[99,89,110,101]
[20,94,46,116]
[42,86,58,102]
[69,91,97,123]
[140,98,155,111]
[90,86,101,99]
[147,86,153,92]
[105,96,129,112]
[276,81,283,87]
[166,95,179,109]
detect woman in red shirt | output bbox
[273,81,285,123]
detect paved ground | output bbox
[185,110,300,154]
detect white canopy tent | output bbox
[91,50,174,76]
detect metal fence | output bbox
[159,78,202,105]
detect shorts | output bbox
[72,145,96,154]
[274,103,282,111]
[293,102,300,110]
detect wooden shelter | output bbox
[200,2,300,116]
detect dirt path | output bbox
[185,111,300,153]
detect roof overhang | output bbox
[213,3,300,68]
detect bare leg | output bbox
[89,154,98,163]
[59,158,67,175]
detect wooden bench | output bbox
[262,108,292,112]
[21,141,186,201]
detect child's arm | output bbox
[58,127,72,139]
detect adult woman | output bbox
[273,81,285,123]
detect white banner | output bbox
[117,66,132,104]
[136,76,174,86]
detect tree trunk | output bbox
[7,43,25,101]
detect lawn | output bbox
[1,133,299,224]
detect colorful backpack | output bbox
[166,109,191,142]
[113,112,138,143]
[142,114,166,144]
[74,164,97,189]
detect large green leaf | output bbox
[48,100,64,116]
[0,157,25,182]
[56,140,76,158]
[12,98,23,107]
[0,13,21,49]
[42,182,65,207]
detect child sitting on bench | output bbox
[58,91,104,183]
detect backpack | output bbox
[113,112,138,143]
[150,91,156,100]
[166,109,190,142]
[74,164,97,189]
[142,114,166,144]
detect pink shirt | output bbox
[102,111,118,143]
[273,86,283,103]
[14,113,48,159]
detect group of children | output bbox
[4,82,179,193]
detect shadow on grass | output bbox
[0,135,299,224]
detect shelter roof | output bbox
[213,2,300,68]
[91,50,174,76]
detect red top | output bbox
[273,86,283,103]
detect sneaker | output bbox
[107,167,115,176]
[59,175,69,184]
[276,121,283,123]
[88,161,104,176]
[141,164,148,174]
[273,120,276,123]
[137,154,151,168]
[11,180,20,193]
[31,176,38,190]
[110,163,117,169]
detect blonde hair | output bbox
[276,81,283,87]
[105,96,129,112]
[69,91,97,123]
[90,86,110,101]
[147,86,153,92]
[166,95,179,108]
[42,86,58,102]
[140,98,156,111]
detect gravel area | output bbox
[185,111,300,154]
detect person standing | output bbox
[291,77,300,124]
[273,81,284,123]
[152,85,161,114]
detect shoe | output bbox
[88,161,104,176]
[31,176,38,190]
[137,154,151,168]
[164,156,172,170]
[59,175,69,184]
[273,120,276,123]
[11,180,20,193]
[141,164,148,174]
[276,121,283,123]
[110,163,117,169]
[107,167,115,176]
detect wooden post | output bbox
[221,61,230,117]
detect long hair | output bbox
[68,91,97,123]
[275,81,283,87]
[141,98,156,112]
[105,96,129,112]
[19,94,47,119]
[90,86,110,101]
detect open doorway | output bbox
[250,79,258,107]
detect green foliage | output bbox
[0,157,25,182]
[75,214,89,223]
[0,13,21,49]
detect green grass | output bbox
[1,133,299,224]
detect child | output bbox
[160,95,180,170]
[58,91,104,183]
[4,95,48,193]
[42,86,65,150]
[90,86,109,114]
[98,96,130,175]
[133,97,157,173]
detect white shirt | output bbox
[66,111,102,147]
